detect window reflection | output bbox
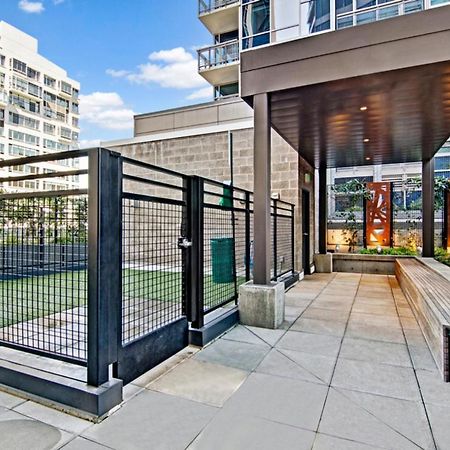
[301,0,331,36]
[242,0,270,49]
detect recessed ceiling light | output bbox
[365,156,371,161]
[360,106,368,111]
[363,138,370,143]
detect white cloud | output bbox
[79,92,135,131]
[106,69,131,78]
[187,87,213,101]
[79,139,100,149]
[53,0,65,4]
[18,0,44,13]
[107,47,208,90]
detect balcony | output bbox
[0,90,7,105]
[242,0,450,50]
[198,0,239,35]
[198,40,239,86]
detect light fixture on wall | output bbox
[360,106,368,111]
[363,138,370,143]
[365,156,371,161]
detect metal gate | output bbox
[114,157,189,384]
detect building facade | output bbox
[0,21,80,192]
[105,1,450,274]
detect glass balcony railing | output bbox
[336,0,424,30]
[198,40,240,71]
[243,0,450,50]
[199,0,239,15]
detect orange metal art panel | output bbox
[365,182,392,247]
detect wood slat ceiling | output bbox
[270,62,450,169]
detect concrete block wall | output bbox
[110,127,315,274]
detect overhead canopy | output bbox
[241,6,450,169]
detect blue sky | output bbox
[1,0,212,144]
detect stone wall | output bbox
[110,127,315,273]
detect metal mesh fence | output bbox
[0,193,88,361]
[121,159,186,345]
[203,206,236,313]
[274,204,294,278]
[122,196,184,344]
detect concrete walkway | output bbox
[0,273,449,449]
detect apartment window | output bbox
[43,138,58,150]
[56,112,66,123]
[60,81,72,94]
[12,76,28,93]
[9,129,40,146]
[58,142,70,151]
[71,103,79,114]
[13,58,27,74]
[72,88,79,100]
[242,0,270,49]
[0,55,5,67]
[0,143,4,154]
[0,72,4,88]
[72,116,79,128]
[44,75,56,88]
[44,122,56,135]
[0,108,4,128]
[8,143,38,157]
[27,67,39,81]
[215,82,238,98]
[43,91,57,104]
[60,127,72,139]
[57,97,69,109]
[435,156,450,171]
[28,83,41,98]
[300,0,331,35]
[9,94,40,114]
[9,112,40,130]
[72,131,79,141]
[43,107,57,119]
[10,180,36,189]
[9,165,38,174]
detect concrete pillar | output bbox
[253,93,271,285]
[422,157,435,257]
[239,93,285,329]
[318,165,327,254]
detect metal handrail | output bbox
[198,40,239,71]
[199,0,239,15]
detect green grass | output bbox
[0,269,245,328]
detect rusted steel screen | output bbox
[365,182,392,247]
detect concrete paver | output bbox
[1,272,450,449]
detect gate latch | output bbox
[178,237,192,249]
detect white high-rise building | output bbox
[0,21,80,191]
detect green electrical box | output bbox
[211,237,234,283]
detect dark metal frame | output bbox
[0,148,296,390]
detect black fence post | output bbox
[87,148,122,387]
[273,200,278,280]
[188,176,204,330]
[245,192,251,281]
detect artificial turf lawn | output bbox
[0,269,244,327]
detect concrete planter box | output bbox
[332,253,414,275]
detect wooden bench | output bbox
[396,258,450,381]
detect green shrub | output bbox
[359,247,417,256]
[435,247,450,267]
